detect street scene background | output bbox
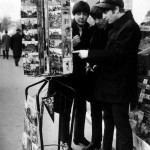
[0,0,150,150]
[0,55,92,150]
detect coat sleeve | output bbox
[9,36,11,47]
[10,36,14,50]
[87,24,142,64]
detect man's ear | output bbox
[114,6,119,14]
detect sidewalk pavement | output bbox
[0,55,116,150]
[0,56,92,150]
[0,56,46,150]
[0,48,13,57]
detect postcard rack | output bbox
[129,75,150,150]
[25,77,78,150]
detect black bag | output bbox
[47,79,76,114]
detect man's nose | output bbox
[103,14,107,19]
[80,14,84,18]
[95,19,100,24]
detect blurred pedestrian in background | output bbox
[2,30,11,59]
[11,29,22,66]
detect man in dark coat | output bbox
[82,4,112,150]
[78,0,142,150]
[11,29,22,66]
[47,1,91,150]
[70,1,91,146]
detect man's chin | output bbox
[78,23,85,26]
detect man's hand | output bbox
[72,35,81,47]
[78,50,88,59]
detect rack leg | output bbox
[69,99,76,147]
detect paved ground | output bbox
[0,56,92,150]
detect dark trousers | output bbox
[60,97,73,143]
[14,57,20,66]
[73,98,86,140]
[60,97,86,143]
[102,103,133,150]
[47,78,87,143]
[90,100,102,148]
[3,50,9,59]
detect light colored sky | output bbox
[0,0,21,21]
[0,0,150,24]
[132,0,150,24]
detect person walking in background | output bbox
[11,29,22,66]
[77,0,142,149]
[2,30,11,59]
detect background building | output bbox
[124,0,132,10]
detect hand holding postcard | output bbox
[73,50,88,59]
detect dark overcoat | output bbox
[87,11,142,104]
[71,18,91,79]
[62,19,91,98]
[11,32,22,59]
[86,24,110,100]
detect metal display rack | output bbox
[25,77,78,150]
[130,75,150,150]
[21,1,75,149]
[21,0,73,77]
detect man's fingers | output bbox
[73,35,80,40]
[72,50,80,53]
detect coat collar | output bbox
[112,11,134,29]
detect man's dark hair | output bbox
[16,28,21,32]
[5,30,8,34]
[72,1,90,16]
[90,5,103,19]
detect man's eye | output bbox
[76,12,81,15]
[83,13,88,16]
[103,10,109,14]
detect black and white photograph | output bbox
[24,95,38,126]
[21,0,37,6]
[49,39,62,48]
[62,57,73,74]
[49,11,62,29]
[48,0,61,6]
[21,18,37,30]
[63,41,71,57]
[32,143,38,150]
[30,124,38,144]
[1,0,150,150]
[21,6,37,18]
[23,52,39,75]
[22,29,38,41]
[49,29,62,39]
